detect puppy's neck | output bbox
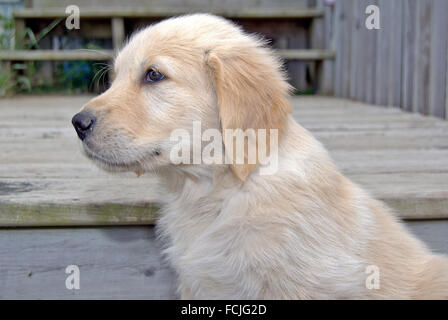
[159,163,241,199]
[156,116,315,206]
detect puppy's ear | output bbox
[207,47,292,181]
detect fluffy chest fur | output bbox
[156,121,375,299]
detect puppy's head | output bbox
[72,14,291,180]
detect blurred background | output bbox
[1,0,446,119]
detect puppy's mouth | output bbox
[81,143,161,172]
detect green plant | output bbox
[0,13,14,50]
[0,15,65,96]
[0,14,16,95]
[0,13,110,96]
[0,67,13,96]
[22,18,62,50]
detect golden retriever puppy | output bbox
[72,14,448,299]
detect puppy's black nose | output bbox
[72,111,96,140]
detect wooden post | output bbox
[322,1,335,95]
[108,17,125,86]
[0,60,12,95]
[311,0,325,94]
[412,0,431,115]
[314,61,324,94]
[111,17,125,51]
[12,17,26,94]
[401,0,418,112]
[14,18,25,50]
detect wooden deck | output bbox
[0,95,447,299]
[1,95,448,226]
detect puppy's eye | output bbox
[144,69,165,83]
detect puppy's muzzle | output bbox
[72,111,96,140]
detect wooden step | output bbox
[13,7,324,19]
[1,96,448,227]
[0,49,335,61]
[0,49,114,61]
[0,222,446,299]
[277,49,335,61]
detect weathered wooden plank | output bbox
[428,0,448,119]
[351,173,448,220]
[294,113,447,123]
[349,172,448,197]
[364,0,377,104]
[299,120,448,132]
[1,96,448,227]
[405,220,448,254]
[0,226,177,299]
[374,0,391,106]
[412,0,431,115]
[0,201,159,227]
[2,171,448,226]
[0,50,114,61]
[277,49,335,60]
[0,49,334,62]
[331,149,448,174]
[31,0,310,10]
[285,27,308,92]
[388,0,403,108]
[349,0,360,100]
[3,148,448,184]
[0,174,162,203]
[333,0,342,96]
[1,220,446,299]
[314,131,448,151]
[323,0,446,120]
[401,0,417,112]
[5,114,445,136]
[357,0,371,102]
[320,0,335,95]
[13,18,25,50]
[384,197,448,221]
[446,36,448,120]
[310,0,325,93]
[13,7,325,19]
[3,137,448,180]
[333,0,352,97]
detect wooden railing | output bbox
[1,6,336,93]
[331,0,448,120]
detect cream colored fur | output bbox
[77,14,448,299]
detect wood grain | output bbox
[13,7,324,19]
[333,0,447,120]
[429,0,448,119]
[388,0,402,108]
[0,49,335,62]
[1,96,448,226]
[413,0,431,115]
[0,221,446,299]
[401,0,417,112]
[0,226,177,299]
[0,50,115,61]
[375,0,389,106]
